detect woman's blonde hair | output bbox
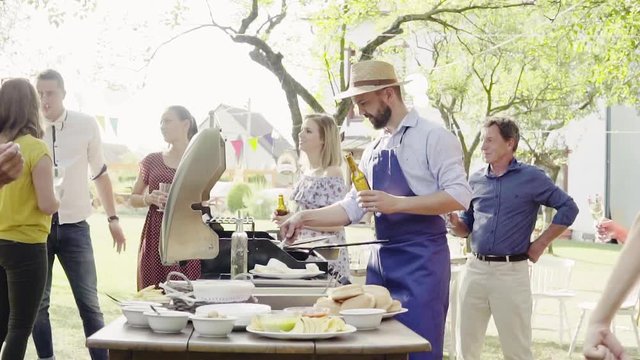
[304,113,342,169]
[0,78,44,140]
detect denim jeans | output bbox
[31,218,107,360]
[0,240,47,360]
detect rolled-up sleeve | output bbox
[532,169,579,226]
[87,117,106,178]
[338,187,367,224]
[338,145,372,224]
[427,128,472,209]
[459,202,475,233]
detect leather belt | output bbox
[473,253,529,262]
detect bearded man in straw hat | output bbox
[281,60,472,360]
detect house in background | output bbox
[340,115,375,159]
[198,103,294,187]
[565,104,640,241]
[605,105,640,232]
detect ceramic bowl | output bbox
[143,310,189,333]
[190,315,238,337]
[191,280,254,302]
[122,305,166,327]
[339,308,386,330]
[119,300,163,308]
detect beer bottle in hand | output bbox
[276,194,289,216]
[345,153,370,191]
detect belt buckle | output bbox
[505,255,511,262]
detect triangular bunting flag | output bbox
[248,137,258,151]
[263,133,274,147]
[230,138,243,162]
[109,117,118,136]
[95,115,105,130]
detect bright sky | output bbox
[3,0,294,153]
[1,0,438,155]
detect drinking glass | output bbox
[157,182,171,212]
[587,194,610,242]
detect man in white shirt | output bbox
[31,69,126,360]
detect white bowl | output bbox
[120,301,163,308]
[195,303,271,328]
[190,315,238,337]
[144,311,189,333]
[122,305,167,327]
[339,308,386,330]
[191,280,255,302]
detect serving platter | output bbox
[382,308,408,319]
[249,270,325,279]
[246,324,356,340]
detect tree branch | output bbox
[238,0,259,34]
[143,24,216,68]
[359,1,533,59]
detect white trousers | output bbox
[459,257,533,360]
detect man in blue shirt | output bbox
[449,117,578,360]
[281,60,471,360]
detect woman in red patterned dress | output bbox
[129,106,200,290]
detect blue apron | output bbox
[367,130,451,360]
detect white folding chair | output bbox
[567,282,640,357]
[530,255,576,345]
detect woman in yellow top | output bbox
[0,78,59,360]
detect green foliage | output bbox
[247,174,267,185]
[246,190,277,220]
[227,183,252,213]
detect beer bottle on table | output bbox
[345,153,370,191]
[276,194,289,216]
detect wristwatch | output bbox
[107,215,120,223]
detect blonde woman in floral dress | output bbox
[273,114,350,281]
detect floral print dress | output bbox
[291,174,350,281]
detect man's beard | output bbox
[368,106,392,130]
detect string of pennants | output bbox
[95,115,119,136]
[229,132,277,162]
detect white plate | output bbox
[249,270,325,279]
[195,303,271,327]
[382,308,408,319]
[246,324,357,340]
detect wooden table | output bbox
[88,316,430,360]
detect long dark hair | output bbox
[167,105,198,140]
[0,78,44,140]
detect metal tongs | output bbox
[278,235,333,249]
[285,240,389,261]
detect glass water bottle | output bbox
[230,213,248,279]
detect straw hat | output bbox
[335,60,410,99]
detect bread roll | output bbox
[363,285,393,310]
[340,293,375,310]
[329,284,363,302]
[387,299,402,312]
[315,297,342,316]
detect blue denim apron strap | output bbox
[367,137,450,360]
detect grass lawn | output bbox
[21,214,632,359]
